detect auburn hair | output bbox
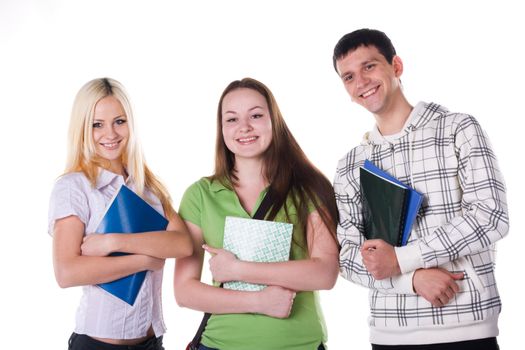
[212,78,338,249]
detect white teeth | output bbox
[102,142,119,148]
[238,137,257,142]
[362,87,377,98]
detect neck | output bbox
[107,159,126,177]
[374,93,413,136]
[232,157,268,190]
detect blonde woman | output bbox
[48,78,192,350]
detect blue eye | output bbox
[115,118,127,125]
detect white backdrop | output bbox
[1,0,523,349]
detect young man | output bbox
[332,28,509,350]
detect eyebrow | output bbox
[223,106,265,114]
[93,115,126,121]
[361,58,379,66]
[340,58,380,77]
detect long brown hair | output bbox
[212,78,338,248]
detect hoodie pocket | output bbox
[451,257,485,293]
[426,213,485,293]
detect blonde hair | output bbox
[65,77,175,218]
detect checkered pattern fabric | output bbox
[223,216,293,291]
[334,102,509,343]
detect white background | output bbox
[1,0,523,349]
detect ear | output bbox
[392,55,404,78]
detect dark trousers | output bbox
[372,337,499,350]
[68,333,164,350]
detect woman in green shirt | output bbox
[175,78,339,350]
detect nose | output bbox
[355,72,369,89]
[238,117,253,132]
[105,124,118,139]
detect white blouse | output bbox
[48,169,166,339]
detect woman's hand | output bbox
[202,244,240,283]
[145,256,165,271]
[81,233,116,256]
[256,285,296,318]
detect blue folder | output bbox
[96,185,168,305]
[363,160,423,246]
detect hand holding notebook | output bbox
[202,244,240,283]
[95,185,168,305]
[221,216,293,291]
[361,238,403,279]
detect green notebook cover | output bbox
[222,216,293,291]
[360,166,409,246]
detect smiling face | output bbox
[336,45,404,118]
[221,88,273,162]
[92,95,129,174]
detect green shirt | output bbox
[179,177,327,350]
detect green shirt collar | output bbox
[209,178,230,193]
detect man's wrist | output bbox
[394,244,424,273]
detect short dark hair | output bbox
[332,28,397,72]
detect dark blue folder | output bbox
[363,160,423,246]
[96,185,168,305]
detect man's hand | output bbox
[413,268,464,307]
[361,239,401,280]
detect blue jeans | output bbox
[199,344,325,350]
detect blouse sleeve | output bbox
[48,175,90,236]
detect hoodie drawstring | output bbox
[408,124,415,188]
[362,122,417,189]
[390,143,397,178]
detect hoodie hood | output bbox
[359,101,449,187]
[361,102,449,146]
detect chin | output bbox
[97,151,123,161]
[235,152,265,160]
[362,103,384,115]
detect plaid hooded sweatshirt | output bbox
[334,102,509,345]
